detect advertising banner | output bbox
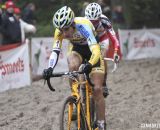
[0,43,31,92]
[119,29,160,59]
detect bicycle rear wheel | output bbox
[59,96,88,130]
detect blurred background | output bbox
[1,0,160,36]
[0,1,160,130]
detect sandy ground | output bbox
[0,58,160,130]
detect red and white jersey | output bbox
[91,14,120,52]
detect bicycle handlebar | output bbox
[44,58,117,92]
[49,71,83,77]
[45,71,94,92]
[104,58,118,72]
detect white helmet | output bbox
[53,6,74,29]
[85,3,102,20]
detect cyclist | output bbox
[85,3,120,97]
[43,6,106,130]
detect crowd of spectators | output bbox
[0,0,126,46]
[81,0,125,26]
[112,5,125,25]
[0,1,36,46]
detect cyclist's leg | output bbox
[67,51,82,85]
[67,50,82,121]
[67,44,84,73]
[100,36,110,98]
[68,44,91,102]
[91,73,106,129]
[90,57,106,129]
[91,72,105,120]
[68,52,82,71]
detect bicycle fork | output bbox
[70,82,81,130]
[67,99,81,130]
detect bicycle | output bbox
[43,58,117,130]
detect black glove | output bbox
[43,67,53,79]
[82,62,92,74]
[113,53,120,63]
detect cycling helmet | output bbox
[85,3,102,20]
[53,6,74,29]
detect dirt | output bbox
[0,58,160,130]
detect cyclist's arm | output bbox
[88,43,101,65]
[107,28,120,53]
[48,29,63,68]
[80,24,101,66]
[101,15,120,53]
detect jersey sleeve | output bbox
[78,23,101,66]
[107,28,120,52]
[52,29,63,50]
[48,29,63,68]
[101,15,120,52]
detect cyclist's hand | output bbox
[43,67,53,79]
[113,52,120,63]
[82,62,92,74]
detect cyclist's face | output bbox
[7,8,14,13]
[61,26,74,39]
[91,19,99,26]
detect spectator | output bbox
[112,5,125,24]
[97,0,111,18]
[0,8,2,24]
[0,8,2,45]
[22,3,36,24]
[81,2,89,16]
[14,7,36,43]
[1,0,8,2]
[0,1,21,45]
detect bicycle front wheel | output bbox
[59,96,88,130]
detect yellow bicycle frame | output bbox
[67,80,98,130]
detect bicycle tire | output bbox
[90,96,97,129]
[59,96,88,130]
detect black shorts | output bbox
[71,44,105,74]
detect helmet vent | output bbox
[91,12,94,16]
[65,19,69,26]
[61,19,65,26]
[56,14,58,19]
[92,8,94,11]
[60,14,63,19]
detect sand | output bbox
[0,58,160,130]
